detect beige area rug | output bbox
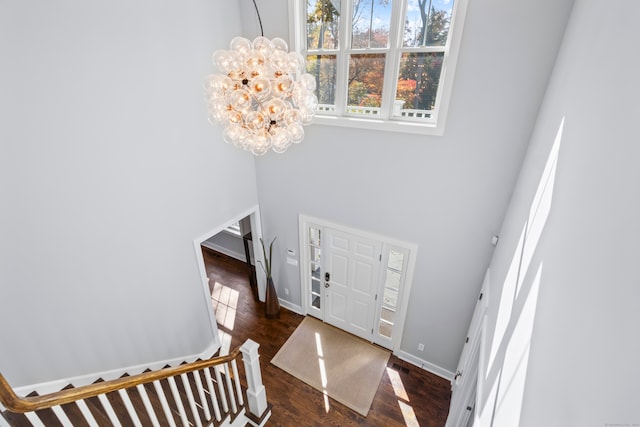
[271,316,390,416]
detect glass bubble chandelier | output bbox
[204,1,318,155]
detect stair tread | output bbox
[1,410,33,427]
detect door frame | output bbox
[193,205,265,351]
[446,268,489,427]
[298,214,418,353]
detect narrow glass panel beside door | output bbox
[309,227,322,310]
[378,250,405,339]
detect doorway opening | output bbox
[200,216,259,302]
[193,206,264,354]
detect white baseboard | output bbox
[201,242,246,263]
[278,299,304,315]
[394,349,455,381]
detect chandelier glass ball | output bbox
[205,36,318,155]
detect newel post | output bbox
[240,339,269,421]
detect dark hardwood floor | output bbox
[202,247,451,427]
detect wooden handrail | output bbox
[0,347,241,414]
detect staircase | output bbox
[0,339,270,427]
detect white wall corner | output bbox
[277,299,304,315]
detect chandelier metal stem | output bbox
[251,0,264,37]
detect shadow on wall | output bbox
[477,118,565,426]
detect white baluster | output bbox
[117,389,142,427]
[167,376,190,427]
[193,370,211,422]
[180,373,202,427]
[213,366,229,413]
[152,380,177,427]
[23,412,46,427]
[136,384,161,427]
[51,405,73,426]
[223,363,237,413]
[204,367,222,421]
[231,359,244,406]
[97,394,123,427]
[240,339,268,418]
[76,399,100,427]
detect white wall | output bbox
[0,2,259,387]
[479,1,640,425]
[245,0,574,372]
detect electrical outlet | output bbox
[418,343,424,351]
[284,288,289,296]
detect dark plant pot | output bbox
[265,277,280,319]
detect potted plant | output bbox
[259,237,280,318]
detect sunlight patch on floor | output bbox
[212,281,239,331]
[386,367,409,402]
[315,332,331,413]
[218,329,233,356]
[398,401,420,427]
[386,366,420,427]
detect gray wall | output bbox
[246,0,575,372]
[480,1,640,425]
[204,232,246,261]
[0,1,258,387]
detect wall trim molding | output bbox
[201,241,246,263]
[278,299,304,315]
[394,349,455,382]
[11,341,220,397]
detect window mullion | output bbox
[333,0,353,116]
[380,0,406,120]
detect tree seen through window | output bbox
[302,0,458,121]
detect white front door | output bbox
[324,228,382,341]
[300,215,418,351]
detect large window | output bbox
[291,0,468,135]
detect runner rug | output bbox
[270,316,390,416]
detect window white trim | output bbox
[289,0,470,136]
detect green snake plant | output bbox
[258,237,276,279]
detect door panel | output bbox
[329,292,348,322]
[354,261,375,294]
[351,299,370,331]
[325,228,382,340]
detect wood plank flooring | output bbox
[202,247,452,427]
